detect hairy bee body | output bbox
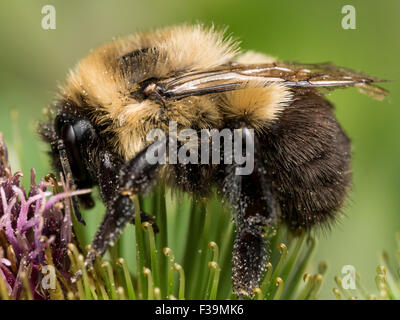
[40,24,382,296]
[56,25,288,159]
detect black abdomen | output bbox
[262,90,352,229]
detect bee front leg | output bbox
[79,137,167,276]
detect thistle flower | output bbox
[0,133,89,299]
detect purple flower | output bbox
[0,133,90,299]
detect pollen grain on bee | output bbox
[145,121,255,176]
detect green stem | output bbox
[174,263,185,300]
[156,184,168,295]
[102,261,118,300]
[133,195,146,299]
[143,268,154,300]
[143,222,160,290]
[163,248,176,298]
[117,258,137,300]
[182,199,206,298]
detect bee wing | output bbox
[158,62,388,101]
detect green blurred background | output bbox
[0,0,399,299]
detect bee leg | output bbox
[80,137,167,274]
[219,126,279,297]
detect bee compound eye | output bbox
[61,123,75,145]
[61,123,86,181]
[71,120,94,143]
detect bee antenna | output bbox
[57,139,86,226]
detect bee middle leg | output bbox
[82,137,167,272]
[218,126,279,297]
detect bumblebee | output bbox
[40,24,387,297]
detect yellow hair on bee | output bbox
[147,24,239,76]
[59,24,237,160]
[113,95,222,160]
[235,50,277,64]
[61,24,239,112]
[61,40,128,113]
[56,24,295,159]
[219,83,293,131]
